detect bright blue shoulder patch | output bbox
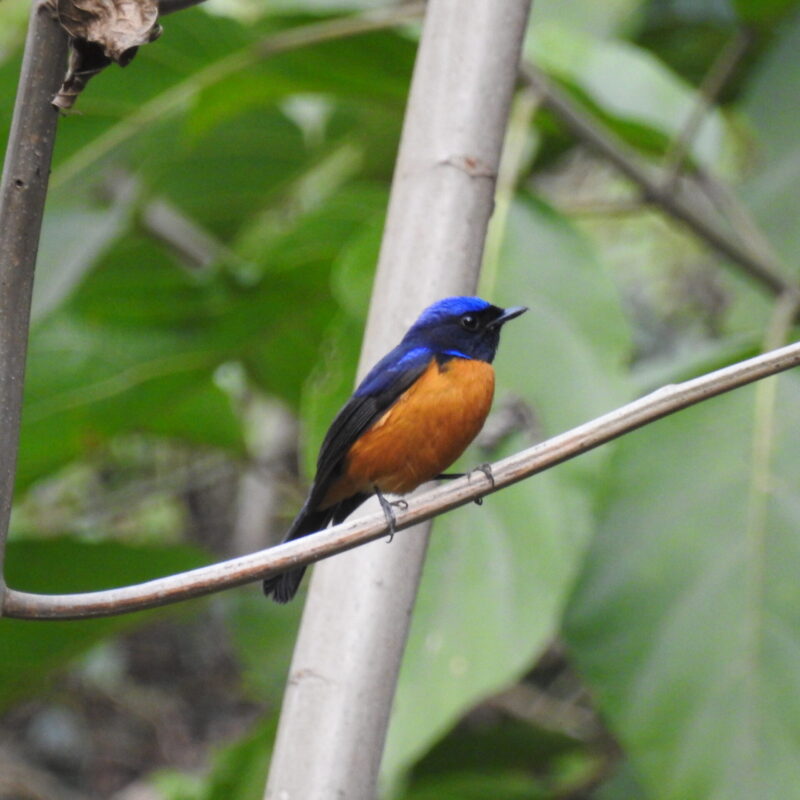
[355,344,433,397]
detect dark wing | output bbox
[307,344,432,506]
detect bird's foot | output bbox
[375,489,407,542]
[436,465,493,505]
[468,462,494,506]
[468,462,495,487]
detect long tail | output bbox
[262,505,333,604]
[263,493,371,603]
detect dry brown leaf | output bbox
[50,0,162,109]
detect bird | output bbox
[263,296,527,603]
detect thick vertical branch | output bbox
[0,3,68,587]
[264,2,532,798]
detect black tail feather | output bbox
[262,493,371,603]
[262,567,307,604]
[262,504,330,603]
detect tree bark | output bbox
[264,1,532,797]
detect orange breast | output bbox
[322,357,495,506]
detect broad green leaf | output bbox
[740,7,800,268]
[532,0,641,37]
[154,715,277,800]
[224,589,302,701]
[130,109,310,241]
[0,0,27,54]
[734,0,800,24]
[32,191,135,322]
[529,23,732,171]
[45,9,412,192]
[239,183,387,401]
[18,183,384,489]
[403,714,600,800]
[401,772,549,800]
[383,196,632,781]
[297,211,382,474]
[565,376,800,800]
[0,538,207,711]
[19,310,239,490]
[299,311,364,478]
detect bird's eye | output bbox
[460,314,479,331]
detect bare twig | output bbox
[488,682,601,742]
[694,167,783,271]
[522,63,796,297]
[0,2,68,579]
[662,29,750,182]
[558,197,651,217]
[4,338,800,621]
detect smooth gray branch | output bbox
[0,2,69,577]
[4,337,800,621]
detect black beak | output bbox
[487,305,528,329]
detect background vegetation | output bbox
[2,0,800,797]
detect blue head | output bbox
[402,296,527,364]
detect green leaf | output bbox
[18,182,386,488]
[565,376,800,800]
[402,772,550,800]
[18,310,239,490]
[532,0,641,37]
[0,538,207,711]
[740,7,800,268]
[132,108,310,241]
[154,715,277,800]
[32,189,135,322]
[383,196,632,781]
[47,9,412,192]
[529,23,733,170]
[224,589,302,701]
[734,0,799,24]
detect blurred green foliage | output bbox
[3,0,800,797]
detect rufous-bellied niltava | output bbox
[263,296,527,603]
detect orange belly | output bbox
[322,357,495,506]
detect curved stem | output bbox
[5,337,800,621]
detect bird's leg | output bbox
[374,487,407,542]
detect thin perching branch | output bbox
[5,336,800,621]
[0,2,68,581]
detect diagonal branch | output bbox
[5,337,800,621]
[522,63,797,298]
[661,29,751,182]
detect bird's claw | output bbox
[375,489,407,542]
[467,463,493,506]
[468,462,495,488]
